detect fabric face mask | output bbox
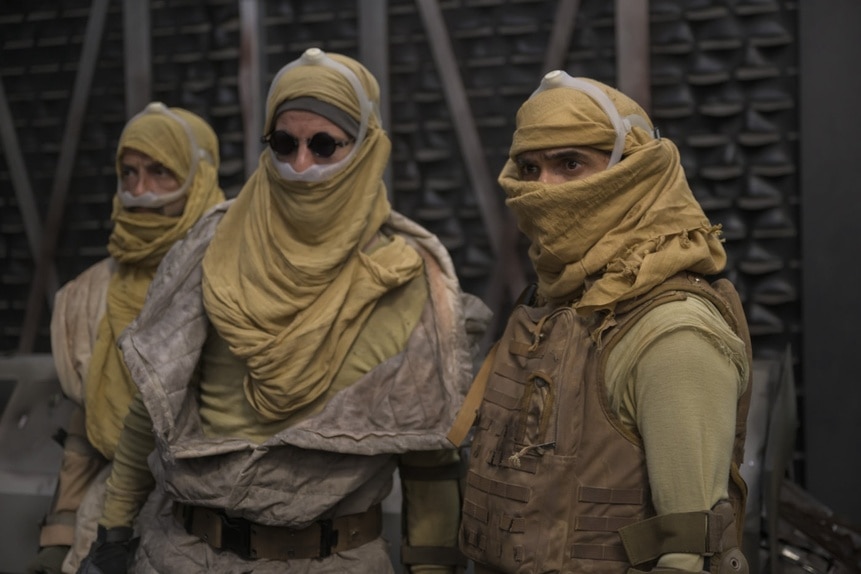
[117,186,188,209]
[270,154,351,182]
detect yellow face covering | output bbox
[500,78,726,314]
[85,105,226,458]
[201,50,423,421]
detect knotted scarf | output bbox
[500,79,726,315]
[86,107,225,458]
[201,52,423,421]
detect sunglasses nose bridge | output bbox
[291,142,318,173]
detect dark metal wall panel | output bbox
[647,0,804,484]
[18,0,111,353]
[384,0,614,305]
[799,0,861,525]
[149,0,245,196]
[0,0,817,515]
[0,0,125,352]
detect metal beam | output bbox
[123,0,151,117]
[615,0,651,113]
[358,0,392,194]
[358,0,390,131]
[414,0,526,311]
[18,0,110,353]
[0,78,59,303]
[239,0,266,179]
[543,0,582,74]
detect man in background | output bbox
[28,103,225,574]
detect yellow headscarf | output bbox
[500,75,725,313]
[86,104,225,458]
[201,49,423,420]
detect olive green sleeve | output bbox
[607,296,748,572]
[100,391,156,529]
[400,448,463,574]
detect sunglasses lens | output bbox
[269,131,297,156]
[266,131,349,158]
[307,133,338,158]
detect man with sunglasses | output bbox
[77,48,490,574]
[453,74,752,574]
[26,103,225,574]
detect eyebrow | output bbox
[517,148,588,164]
[120,160,170,174]
[545,148,589,161]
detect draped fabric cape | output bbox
[201,53,425,420]
[84,108,225,459]
[499,79,726,322]
[116,202,491,573]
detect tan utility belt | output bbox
[172,501,382,561]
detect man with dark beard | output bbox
[78,48,490,574]
[455,73,752,574]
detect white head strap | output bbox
[266,47,377,182]
[531,71,657,167]
[116,101,213,209]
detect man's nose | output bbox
[131,173,150,196]
[537,170,557,184]
[291,144,315,173]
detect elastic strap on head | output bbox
[116,102,211,208]
[265,47,377,182]
[530,71,657,167]
[266,47,375,149]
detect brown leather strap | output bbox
[447,342,499,447]
[619,507,724,565]
[173,502,382,560]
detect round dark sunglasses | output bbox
[261,130,354,159]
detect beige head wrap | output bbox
[86,104,225,458]
[201,48,423,420]
[500,75,725,314]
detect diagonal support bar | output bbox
[358,0,392,197]
[414,0,526,313]
[0,77,60,303]
[615,0,651,113]
[123,0,151,117]
[18,0,111,353]
[543,0,582,74]
[239,0,265,180]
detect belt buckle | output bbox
[318,518,339,558]
[219,512,252,559]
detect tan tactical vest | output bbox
[460,273,752,574]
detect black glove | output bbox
[77,525,136,574]
[26,545,71,574]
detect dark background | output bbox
[0,0,859,532]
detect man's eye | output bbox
[564,159,581,171]
[519,164,538,176]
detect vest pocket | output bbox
[514,370,555,448]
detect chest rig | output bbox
[459,273,752,574]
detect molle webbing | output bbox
[459,300,651,572]
[620,505,732,565]
[600,272,753,544]
[459,272,751,573]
